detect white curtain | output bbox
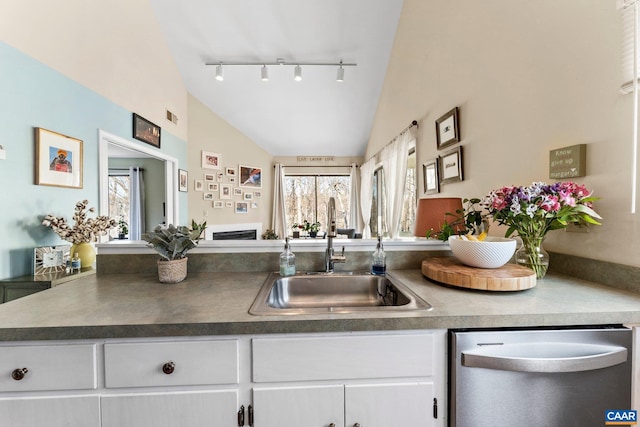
[359,158,376,239]
[381,129,414,239]
[271,163,287,239]
[348,163,362,232]
[129,166,145,240]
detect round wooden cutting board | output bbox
[421,257,536,291]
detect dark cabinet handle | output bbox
[237,405,245,426]
[162,361,175,375]
[11,368,28,381]
[248,405,253,426]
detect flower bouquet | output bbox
[482,182,602,278]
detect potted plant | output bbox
[261,228,279,240]
[117,219,128,239]
[141,220,207,283]
[431,198,488,242]
[302,220,321,238]
[291,223,301,238]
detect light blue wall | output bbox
[0,42,188,279]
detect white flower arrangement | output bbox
[42,200,116,244]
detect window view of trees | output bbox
[400,149,417,237]
[284,175,351,236]
[108,175,129,239]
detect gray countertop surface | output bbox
[0,269,639,341]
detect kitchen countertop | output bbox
[0,269,639,341]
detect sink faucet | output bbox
[325,197,346,273]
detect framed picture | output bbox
[201,151,221,169]
[217,172,225,182]
[133,113,161,148]
[178,169,188,192]
[220,184,232,199]
[243,192,253,200]
[35,128,83,189]
[435,107,460,150]
[194,180,203,191]
[233,188,243,197]
[254,191,261,198]
[203,193,214,200]
[226,167,236,176]
[225,201,233,208]
[204,173,215,182]
[239,165,262,188]
[235,201,249,214]
[229,177,236,184]
[34,245,70,275]
[208,182,219,191]
[213,201,224,209]
[440,146,464,184]
[251,202,259,209]
[423,159,440,195]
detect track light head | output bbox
[336,65,345,82]
[261,65,269,81]
[215,64,224,81]
[294,65,302,81]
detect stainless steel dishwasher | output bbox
[450,326,632,427]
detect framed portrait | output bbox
[225,201,233,208]
[201,151,221,169]
[239,165,262,188]
[220,184,232,199]
[34,245,70,275]
[203,193,214,200]
[225,167,236,176]
[203,173,215,182]
[251,202,259,209]
[229,177,236,184]
[178,169,188,192]
[133,113,161,148]
[435,107,460,150]
[208,182,219,192]
[243,192,253,200]
[35,128,83,189]
[440,146,464,184]
[233,188,243,197]
[254,191,262,198]
[217,172,225,182]
[194,180,203,191]
[423,159,440,195]
[235,201,249,214]
[213,201,224,209]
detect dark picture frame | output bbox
[178,169,188,192]
[423,159,440,195]
[440,146,464,185]
[133,113,161,148]
[35,127,83,189]
[435,107,460,150]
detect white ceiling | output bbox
[150,0,404,157]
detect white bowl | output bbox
[448,235,517,269]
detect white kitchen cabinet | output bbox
[0,395,100,427]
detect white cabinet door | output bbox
[345,383,434,427]
[101,390,238,427]
[253,385,344,427]
[0,395,100,427]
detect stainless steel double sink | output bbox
[249,271,432,315]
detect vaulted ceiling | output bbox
[150,0,404,157]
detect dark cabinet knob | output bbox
[11,368,28,381]
[162,361,175,375]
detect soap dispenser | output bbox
[279,237,296,277]
[371,236,386,275]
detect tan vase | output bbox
[70,242,96,269]
[157,258,188,283]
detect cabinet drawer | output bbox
[104,340,238,388]
[0,344,97,392]
[252,333,434,382]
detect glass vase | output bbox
[515,235,549,279]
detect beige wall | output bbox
[188,94,273,230]
[0,0,187,140]
[368,0,637,266]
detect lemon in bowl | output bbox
[448,235,517,269]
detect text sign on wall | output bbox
[549,144,586,179]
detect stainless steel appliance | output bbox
[450,326,632,427]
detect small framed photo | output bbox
[201,151,221,169]
[208,182,219,191]
[235,201,249,214]
[251,202,259,209]
[243,192,253,201]
[435,107,460,150]
[229,177,237,184]
[35,128,83,189]
[423,159,440,195]
[204,173,215,182]
[133,113,161,148]
[220,184,232,199]
[213,201,224,209]
[440,146,464,185]
[194,180,203,191]
[225,201,233,208]
[178,169,188,192]
[203,193,214,200]
[217,172,225,182]
[226,166,236,176]
[254,191,261,198]
[239,165,262,188]
[233,188,243,197]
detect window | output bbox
[284,175,351,235]
[108,174,130,238]
[370,167,386,237]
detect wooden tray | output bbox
[421,257,536,292]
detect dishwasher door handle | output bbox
[462,342,628,373]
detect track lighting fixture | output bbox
[206,59,356,82]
